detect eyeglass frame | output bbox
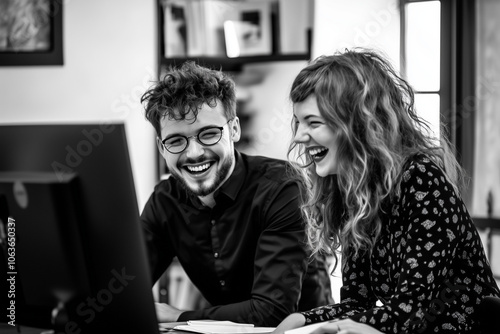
[159,118,234,154]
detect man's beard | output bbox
[170,154,234,197]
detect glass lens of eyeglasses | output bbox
[164,127,223,153]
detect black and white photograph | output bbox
[1,1,500,334]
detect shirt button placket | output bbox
[211,219,218,259]
[210,217,224,286]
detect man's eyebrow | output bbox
[162,124,221,141]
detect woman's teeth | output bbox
[309,147,328,157]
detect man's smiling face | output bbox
[158,102,240,197]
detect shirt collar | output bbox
[188,150,246,208]
[214,150,245,203]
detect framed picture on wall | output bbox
[0,0,63,66]
[223,0,272,58]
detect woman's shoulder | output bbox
[393,154,458,205]
[401,154,446,186]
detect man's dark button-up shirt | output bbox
[141,151,332,326]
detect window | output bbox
[401,0,477,206]
[401,0,441,139]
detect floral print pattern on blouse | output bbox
[301,156,500,333]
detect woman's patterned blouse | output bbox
[301,156,500,333]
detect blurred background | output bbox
[1,0,499,309]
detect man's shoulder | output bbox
[151,176,187,200]
[240,153,295,182]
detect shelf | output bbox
[159,53,311,72]
[156,0,313,73]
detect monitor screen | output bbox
[0,123,159,334]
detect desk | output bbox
[159,322,188,333]
[0,322,187,334]
[0,323,50,334]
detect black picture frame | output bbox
[0,0,63,66]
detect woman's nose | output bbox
[293,123,309,143]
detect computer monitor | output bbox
[0,123,159,334]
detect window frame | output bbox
[400,0,476,206]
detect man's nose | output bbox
[184,137,205,158]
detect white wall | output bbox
[236,60,307,160]
[313,0,400,68]
[0,0,157,211]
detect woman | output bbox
[276,49,500,333]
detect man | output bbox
[140,61,332,327]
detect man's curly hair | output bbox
[141,61,237,137]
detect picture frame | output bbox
[161,0,273,58]
[223,0,272,58]
[162,0,188,58]
[0,0,63,66]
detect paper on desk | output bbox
[187,321,255,327]
[171,320,275,334]
[284,321,332,334]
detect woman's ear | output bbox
[230,117,241,143]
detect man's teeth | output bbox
[187,163,211,172]
[308,147,327,156]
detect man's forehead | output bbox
[162,108,197,123]
[160,104,226,136]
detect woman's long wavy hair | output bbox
[287,49,465,266]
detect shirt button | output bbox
[220,280,225,286]
[211,220,216,226]
[214,252,219,258]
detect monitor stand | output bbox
[51,301,69,334]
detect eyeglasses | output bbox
[160,119,233,154]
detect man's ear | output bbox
[230,117,241,143]
[156,137,165,154]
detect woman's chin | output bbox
[314,164,337,177]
